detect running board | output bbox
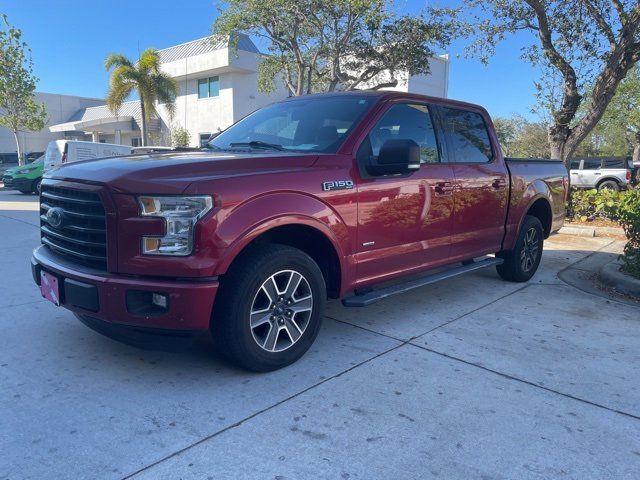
[342,257,504,307]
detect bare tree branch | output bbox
[524,0,581,131]
[612,0,628,23]
[583,0,616,50]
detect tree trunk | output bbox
[548,124,570,168]
[139,96,148,147]
[634,132,640,163]
[12,129,23,166]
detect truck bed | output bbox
[503,158,568,248]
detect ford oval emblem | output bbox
[46,207,65,229]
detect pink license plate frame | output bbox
[40,270,60,306]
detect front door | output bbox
[354,102,455,287]
[437,106,509,260]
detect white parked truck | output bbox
[44,140,132,172]
[569,157,634,191]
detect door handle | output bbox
[434,182,454,196]
[492,178,507,189]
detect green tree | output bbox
[105,49,178,146]
[0,14,46,165]
[460,1,640,166]
[213,0,462,96]
[493,116,520,156]
[596,66,640,161]
[493,115,551,159]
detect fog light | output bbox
[126,290,169,316]
[152,292,168,309]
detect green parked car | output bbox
[1,155,44,194]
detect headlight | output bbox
[138,195,213,256]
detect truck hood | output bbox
[44,151,319,194]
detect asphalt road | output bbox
[1,188,639,480]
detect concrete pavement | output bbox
[0,188,638,480]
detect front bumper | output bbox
[32,245,219,332]
[2,176,33,191]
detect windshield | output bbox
[28,155,44,165]
[207,95,375,153]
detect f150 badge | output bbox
[322,180,354,192]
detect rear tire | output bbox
[33,178,41,194]
[496,215,544,282]
[597,180,620,191]
[211,244,326,372]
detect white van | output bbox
[44,140,132,172]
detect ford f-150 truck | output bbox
[31,91,568,371]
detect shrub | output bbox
[171,126,191,147]
[618,188,640,279]
[566,188,625,222]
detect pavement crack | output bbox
[0,213,39,228]
[324,314,406,343]
[327,283,531,344]
[416,284,531,338]
[412,343,640,422]
[1,299,47,309]
[120,338,406,479]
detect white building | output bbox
[34,35,450,151]
[0,93,104,164]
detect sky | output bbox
[2,0,544,120]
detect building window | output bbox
[198,76,220,99]
[132,138,141,147]
[199,133,212,147]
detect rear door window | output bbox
[441,107,493,163]
[582,159,601,170]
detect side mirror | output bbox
[367,139,421,176]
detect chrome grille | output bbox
[40,184,107,269]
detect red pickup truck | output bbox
[32,91,567,371]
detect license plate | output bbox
[40,271,60,306]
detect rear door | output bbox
[437,106,509,260]
[44,141,62,171]
[580,159,603,187]
[354,101,455,286]
[569,160,583,187]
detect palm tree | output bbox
[105,49,177,146]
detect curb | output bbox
[599,261,640,297]
[559,226,595,237]
[559,224,625,237]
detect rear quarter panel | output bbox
[503,159,568,250]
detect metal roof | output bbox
[67,101,141,122]
[157,33,260,64]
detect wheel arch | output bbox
[595,177,622,189]
[237,222,344,299]
[214,193,350,299]
[525,197,553,238]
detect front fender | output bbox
[213,192,351,278]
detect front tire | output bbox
[212,244,326,372]
[496,215,544,282]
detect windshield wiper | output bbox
[229,140,285,151]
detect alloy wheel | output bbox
[520,228,539,272]
[249,270,313,352]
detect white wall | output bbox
[157,47,292,147]
[0,92,104,159]
[158,74,237,147]
[355,55,450,98]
